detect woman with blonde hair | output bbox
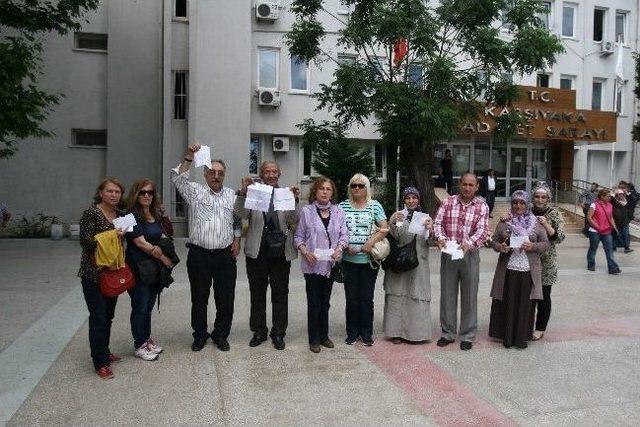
[339,174,388,346]
[125,179,175,361]
[294,177,348,353]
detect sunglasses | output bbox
[350,183,366,189]
[139,190,155,197]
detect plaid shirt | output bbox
[434,195,489,248]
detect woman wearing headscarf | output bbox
[530,182,565,341]
[586,189,621,274]
[383,187,433,344]
[489,190,549,349]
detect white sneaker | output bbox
[146,338,163,354]
[135,343,159,361]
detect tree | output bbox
[287,0,563,212]
[0,0,99,158]
[299,119,375,202]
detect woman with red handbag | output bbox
[78,178,126,380]
[125,180,174,362]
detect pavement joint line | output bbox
[0,286,87,424]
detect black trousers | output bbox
[187,245,237,341]
[246,255,291,337]
[533,285,552,332]
[81,279,117,370]
[485,191,496,214]
[343,261,379,341]
[304,274,333,345]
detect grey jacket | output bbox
[234,194,300,261]
[490,221,549,301]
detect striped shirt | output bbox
[339,199,387,264]
[171,166,241,249]
[434,195,489,248]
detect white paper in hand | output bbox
[408,212,430,238]
[245,183,273,212]
[273,188,295,211]
[314,248,334,261]
[112,213,137,232]
[442,240,464,260]
[193,145,212,169]
[509,235,529,249]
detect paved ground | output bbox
[1,235,639,426]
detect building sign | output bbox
[462,86,617,142]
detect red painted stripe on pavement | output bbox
[359,341,515,426]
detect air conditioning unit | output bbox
[600,40,615,55]
[258,88,281,107]
[272,136,290,152]
[256,1,280,21]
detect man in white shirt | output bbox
[480,168,497,218]
[172,144,241,352]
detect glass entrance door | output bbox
[508,146,528,195]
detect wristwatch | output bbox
[184,157,193,162]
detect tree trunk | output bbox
[404,140,437,215]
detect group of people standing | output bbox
[78,145,573,379]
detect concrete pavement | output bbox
[1,236,639,426]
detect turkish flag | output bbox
[393,39,408,67]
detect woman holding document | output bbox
[383,187,434,344]
[295,177,348,353]
[488,190,549,349]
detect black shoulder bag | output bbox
[317,208,344,283]
[263,212,287,259]
[381,229,419,274]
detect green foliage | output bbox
[8,213,61,238]
[286,0,563,210]
[0,0,100,158]
[298,120,375,201]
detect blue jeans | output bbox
[81,279,118,370]
[129,281,157,349]
[587,232,619,273]
[615,225,630,249]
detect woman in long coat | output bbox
[383,187,433,343]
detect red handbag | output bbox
[100,264,135,298]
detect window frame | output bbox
[173,70,188,121]
[559,74,576,90]
[538,1,554,29]
[561,3,578,38]
[249,135,262,176]
[615,83,625,116]
[591,78,606,111]
[173,0,188,20]
[73,32,108,52]
[372,143,388,181]
[536,73,551,88]
[615,10,628,45]
[289,54,311,94]
[70,129,107,148]
[593,7,607,42]
[257,47,280,90]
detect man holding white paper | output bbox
[434,173,489,351]
[234,161,300,350]
[172,144,242,353]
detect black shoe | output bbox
[212,338,230,352]
[460,341,473,351]
[624,248,634,253]
[309,344,321,353]
[609,268,621,275]
[271,335,285,350]
[320,338,335,348]
[587,266,596,271]
[191,337,207,352]
[249,334,267,347]
[362,338,374,347]
[345,337,357,345]
[436,337,455,347]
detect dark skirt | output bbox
[489,269,535,348]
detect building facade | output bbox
[1,0,638,232]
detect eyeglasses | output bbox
[533,195,548,199]
[350,183,366,189]
[139,190,155,197]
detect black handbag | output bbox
[382,234,419,274]
[136,259,160,285]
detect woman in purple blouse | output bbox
[295,177,349,353]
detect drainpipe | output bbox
[631,0,640,186]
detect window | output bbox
[74,33,108,51]
[290,55,309,92]
[372,144,387,180]
[408,64,423,89]
[562,3,577,37]
[249,136,261,175]
[303,146,313,177]
[173,71,188,120]
[337,54,357,65]
[560,75,575,90]
[536,73,550,87]
[615,11,627,43]
[175,0,187,18]
[593,8,606,42]
[616,85,624,115]
[174,189,186,218]
[537,1,552,29]
[72,129,107,147]
[258,48,279,89]
[592,79,604,111]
